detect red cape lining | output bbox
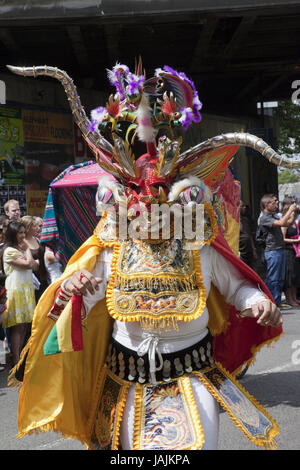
[211,231,282,373]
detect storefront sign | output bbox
[26,189,49,217]
[22,109,73,145]
[0,106,25,185]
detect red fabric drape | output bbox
[211,231,282,373]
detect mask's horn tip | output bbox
[6,65,21,74]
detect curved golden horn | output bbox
[6,65,114,158]
[179,132,300,169]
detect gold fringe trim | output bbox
[178,375,205,450]
[8,338,32,390]
[139,315,180,331]
[193,362,279,450]
[86,362,108,441]
[112,384,128,450]
[96,208,214,330]
[16,418,92,449]
[105,241,121,317]
[107,369,131,450]
[114,272,197,291]
[132,382,144,450]
[87,366,130,450]
[232,330,284,378]
[93,213,117,249]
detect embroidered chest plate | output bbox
[106,239,206,330]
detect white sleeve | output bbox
[61,247,113,316]
[82,248,113,315]
[210,247,267,312]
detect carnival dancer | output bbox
[7,60,299,450]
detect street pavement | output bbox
[0,306,299,451]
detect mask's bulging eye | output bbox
[167,177,211,205]
[97,186,114,205]
[96,187,116,216]
[96,178,126,215]
[178,185,204,205]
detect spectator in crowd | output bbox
[21,215,48,301]
[44,244,63,284]
[33,216,43,239]
[1,221,38,366]
[281,197,300,307]
[0,215,10,358]
[0,215,9,282]
[4,200,21,221]
[239,201,257,268]
[257,194,297,307]
[0,215,9,244]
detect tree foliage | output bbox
[278,168,299,184]
[273,100,300,156]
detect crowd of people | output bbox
[240,193,300,310]
[0,199,62,371]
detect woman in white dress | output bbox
[1,221,39,365]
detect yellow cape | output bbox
[12,234,114,447]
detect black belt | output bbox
[106,332,214,384]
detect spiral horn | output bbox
[6,65,114,159]
[179,132,300,171]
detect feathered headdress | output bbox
[7,60,300,192]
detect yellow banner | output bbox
[0,106,25,184]
[22,109,73,145]
[26,189,49,217]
